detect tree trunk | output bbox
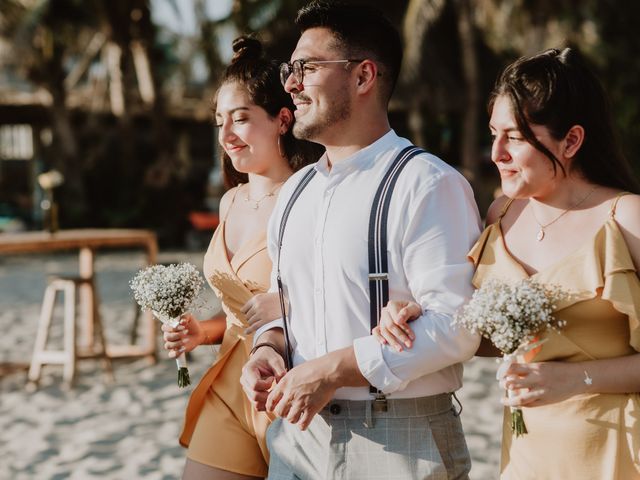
[455,0,480,183]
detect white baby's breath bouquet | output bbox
[453,278,567,437]
[130,263,204,387]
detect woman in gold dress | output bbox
[374,48,640,479]
[161,36,321,480]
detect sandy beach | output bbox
[1,250,502,480]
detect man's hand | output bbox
[265,348,368,431]
[240,345,286,411]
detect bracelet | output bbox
[583,370,593,386]
[250,342,285,360]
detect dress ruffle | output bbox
[469,219,640,351]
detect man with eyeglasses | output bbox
[240,2,481,478]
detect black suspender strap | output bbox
[367,145,424,397]
[274,145,423,380]
[276,167,317,370]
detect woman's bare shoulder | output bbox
[485,195,511,225]
[218,185,241,220]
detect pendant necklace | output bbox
[531,186,597,242]
[244,182,284,210]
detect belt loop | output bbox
[364,400,374,429]
[451,391,463,417]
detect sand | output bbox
[0,250,502,479]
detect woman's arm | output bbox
[501,353,640,407]
[242,292,287,335]
[475,337,501,357]
[615,193,640,272]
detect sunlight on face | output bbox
[215,82,281,175]
[489,95,562,199]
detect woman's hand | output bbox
[241,292,285,335]
[498,361,583,408]
[161,313,205,358]
[372,301,422,352]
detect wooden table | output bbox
[0,229,158,361]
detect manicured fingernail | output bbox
[404,341,412,348]
[395,345,403,352]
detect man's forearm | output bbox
[254,327,286,355]
[322,346,369,388]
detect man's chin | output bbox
[293,122,318,141]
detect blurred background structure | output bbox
[1,0,638,245]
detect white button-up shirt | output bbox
[257,130,481,400]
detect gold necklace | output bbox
[531,186,597,241]
[244,182,283,210]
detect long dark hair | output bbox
[215,36,322,188]
[489,47,639,193]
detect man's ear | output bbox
[354,60,378,95]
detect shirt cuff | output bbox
[253,318,284,347]
[353,335,405,394]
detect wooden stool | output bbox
[27,276,114,389]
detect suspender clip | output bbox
[373,393,388,412]
[368,273,388,281]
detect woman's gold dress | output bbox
[469,195,640,480]
[178,189,273,477]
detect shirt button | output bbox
[329,403,341,415]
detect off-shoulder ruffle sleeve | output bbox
[598,221,640,351]
[534,220,640,351]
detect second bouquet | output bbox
[454,277,567,437]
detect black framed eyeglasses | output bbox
[279,59,364,87]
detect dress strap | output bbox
[222,184,243,223]
[498,197,515,220]
[609,191,630,218]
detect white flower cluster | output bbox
[130,263,204,320]
[453,278,567,355]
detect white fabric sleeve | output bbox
[353,171,481,392]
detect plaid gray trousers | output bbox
[266,393,471,480]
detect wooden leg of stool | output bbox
[27,284,58,387]
[62,281,76,388]
[91,282,114,382]
[130,303,140,345]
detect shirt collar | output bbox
[314,129,399,176]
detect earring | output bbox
[277,135,286,158]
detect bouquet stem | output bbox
[510,405,528,437]
[501,354,529,437]
[175,352,191,388]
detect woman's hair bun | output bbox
[231,36,263,63]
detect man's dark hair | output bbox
[295,1,402,103]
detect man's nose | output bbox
[284,72,303,94]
